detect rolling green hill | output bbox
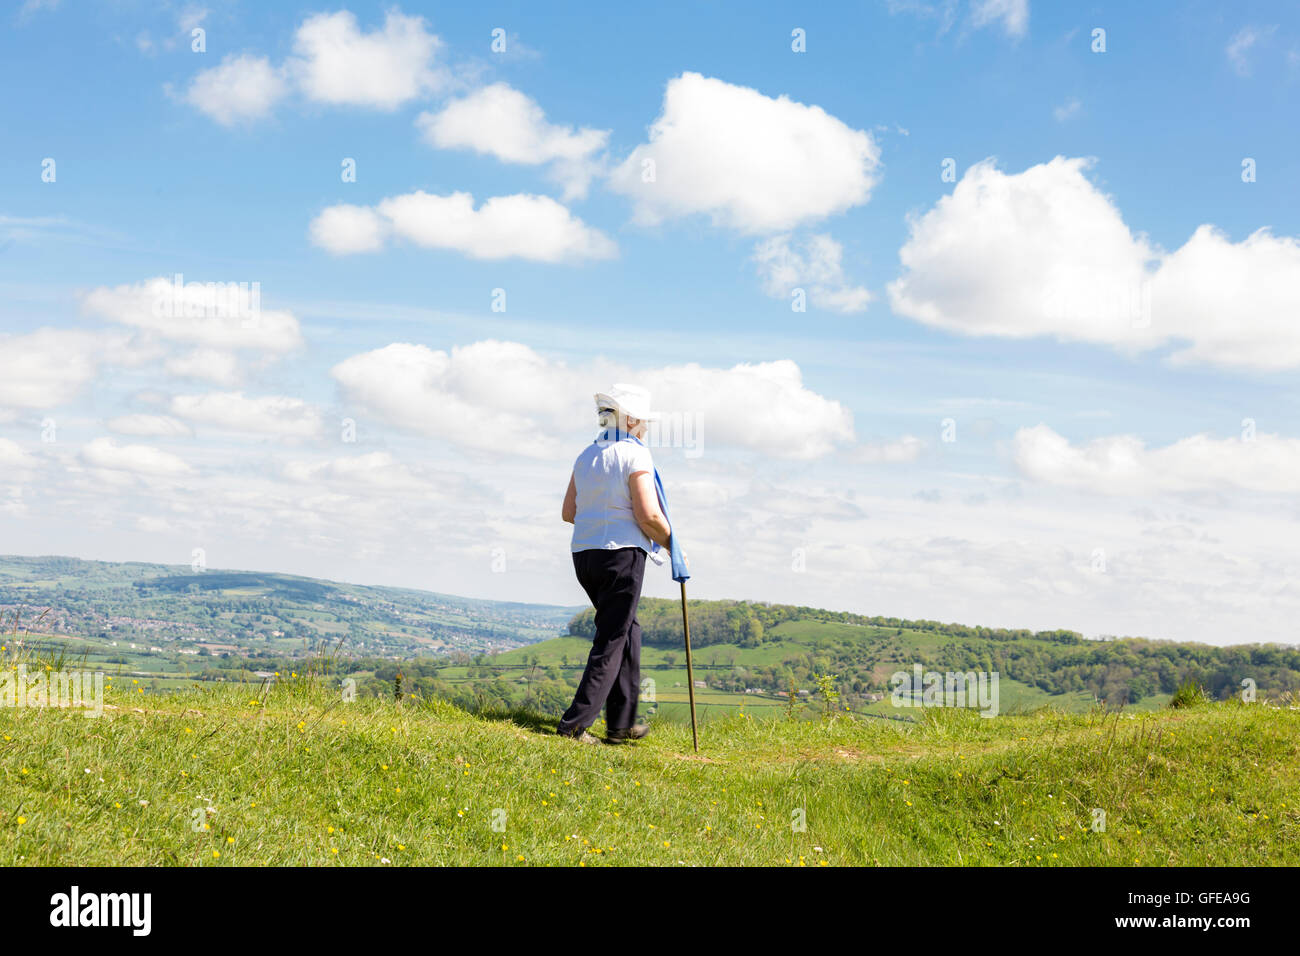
[478,600,1299,723]
[0,554,579,663]
[1,677,1296,866]
[3,557,1297,869]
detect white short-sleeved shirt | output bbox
[570,435,656,555]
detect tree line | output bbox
[567,598,1086,649]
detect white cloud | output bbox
[1014,424,1300,495]
[179,10,441,124]
[164,349,242,386]
[177,4,208,34]
[1152,225,1300,371]
[82,437,193,477]
[417,83,609,200]
[17,0,59,21]
[284,451,436,494]
[653,360,855,459]
[753,233,872,313]
[141,5,206,56]
[889,157,1159,346]
[0,214,122,247]
[1226,25,1275,76]
[169,392,323,438]
[105,415,194,438]
[310,191,617,263]
[182,54,289,125]
[970,0,1029,38]
[82,276,303,354]
[608,72,881,234]
[849,436,925,463]
[308,204,387,254]
[0,438,37,470]
[887,156,1300,371]
[885,0,1028,39]
[289,10,444,109]
[1053,97,1081,122]
[672,479,731,510]
[0,328,118,410]
[331,340,854,460]
[331,341,576,457]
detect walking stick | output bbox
[680,580,699,753]
[651,463,694,752]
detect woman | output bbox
[558,383,672,744]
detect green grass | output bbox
[2,680,1297,866]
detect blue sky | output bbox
[2,0,1298,645]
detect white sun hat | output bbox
[594,383,659,421]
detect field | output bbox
[485,628,1176,723]
[1,679,1296,866]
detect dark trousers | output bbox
[557,547,645,734]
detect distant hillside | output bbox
[554,598,1300,717]
[355,599,1299,725]
[0,554,578,661]
[568,598,1088,648]
[4,555,1296,725]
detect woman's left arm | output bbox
[629,471,672,548]
[561,472,577,524]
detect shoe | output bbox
[604,723,650,744]
[557,727,601,745]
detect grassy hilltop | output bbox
[2,552,1298,866]
[1,678,1297,867]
